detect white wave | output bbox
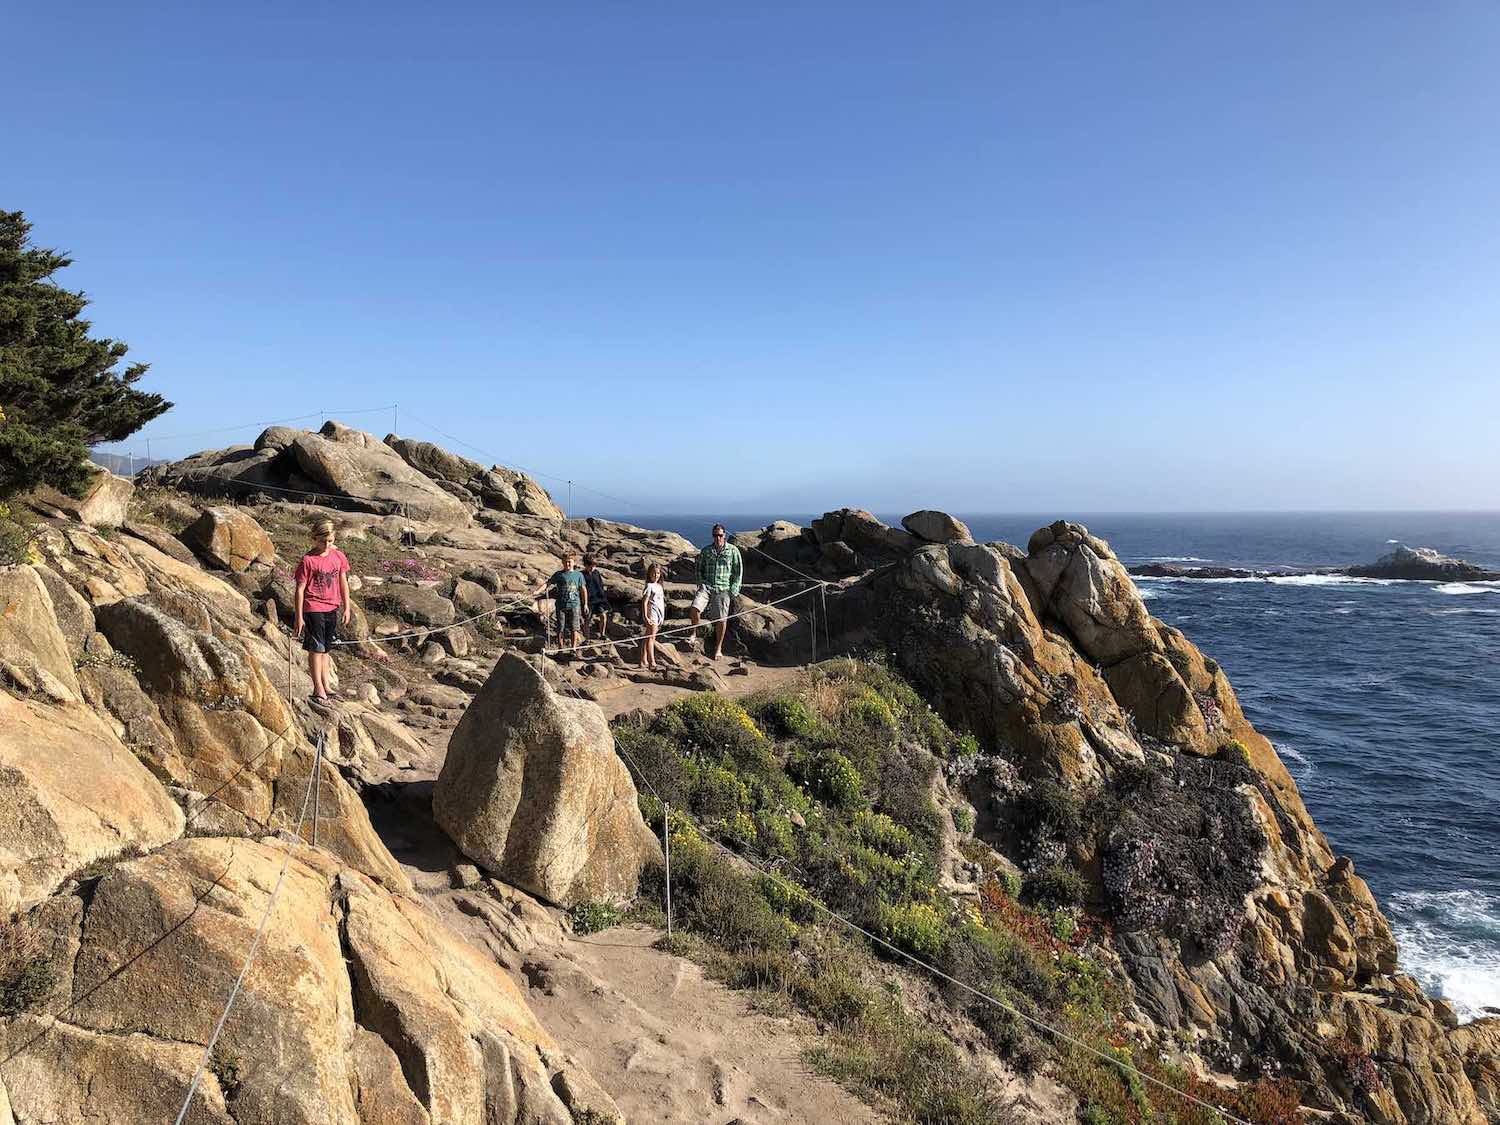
[1275,742,1315,780]
[1389,889,1500,1023]
[1434,582,1500,596]
[1140,555,1212,563]
[1266,574,1398,588]
[1137,587,1157,600]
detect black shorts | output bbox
[302,610,339,653]
[553,604,581,638]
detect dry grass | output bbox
[0,916,56,1015]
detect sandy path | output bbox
[522,925,879,1125]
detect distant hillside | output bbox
[89,451,166,477]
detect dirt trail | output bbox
[523,925,879,1125]
[363,648,883,1124]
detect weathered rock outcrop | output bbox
[0,837,614,1124]
[1347,542,1500,582]
[180,505,276,572]
[0,693,183,914]
[812,511,1500,1124]
[28,463,134,529]
[434,653,661,906]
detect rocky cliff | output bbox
[742,513,1499,1123]
[3,423,1497,1123]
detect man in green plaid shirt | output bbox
[690,523,743,659]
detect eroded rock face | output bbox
[902,509,972,544]
[29,463,134,529]
[434,653,661,906]
[837,519,1498,1125]
[0,837,600,1125]
[0,693,183,914]
[290,428,471,525]
[0,566,81,702]
[180,506,276,572]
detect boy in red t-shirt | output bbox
[294,518,351,704]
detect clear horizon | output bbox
[15,2,1500,512]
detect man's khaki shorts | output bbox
[691,586,733,622]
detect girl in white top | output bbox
[639,563,666,670]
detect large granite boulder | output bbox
[374,584,456,627]
[288,423,471,525]
[29,463,134,529]
[0,566,82,702]
[902,509,972,544]
[433,653,661,906]
[383,434,484,486]
[33,565,95,661]
[180,506,276,572]
[0,837,608,1124]
[0,693,183,913]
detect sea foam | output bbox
[1389,889,1500,1023]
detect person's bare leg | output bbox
[713,618,727,659]
[306,651,318,696]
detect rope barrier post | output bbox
[312,731,322,849]
[663,802,672,939]
[810,593,817,665]
[820,583,830,654]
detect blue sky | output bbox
[9,2,1500,515]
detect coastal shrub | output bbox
[1011,779,1086,843]
[715,809,758,847]
[637,792,664,830]
[753,810,797,860]
[951,804,976,836]
[869,743,945,851]
[954,732,981,759]
[1000,869,1023,900]
[809,1004,1008,1124]
[569,900,624,935]
[844,688,898,731]
[0,919,55,1015]
[651,833,789,953]
[795,749,865,809]
[1022,865,1088,911]
[854,810,916,857]
[659,693,763,755]
[879,902,949,960]
[757,873,815,922]
[692,765,750,820]
[0,504,41,567]
[756,694,818,739]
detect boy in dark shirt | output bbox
[545,551,587,651]
[581,554,611,639]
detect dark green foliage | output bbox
[1100,750,1266,956]
[570,900,624,935]
[0,501,40,566]
[754,694,819,739]
[645,833,789,953]
[0,211,169,499]
[1010,779,1086,843]
[1022,865,1088,910]
[0,919,55,1016]
[792,749,865,809]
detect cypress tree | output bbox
[0,209,170,499]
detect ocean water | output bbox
[605,511,1500,1022]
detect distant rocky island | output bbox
[1130,541,1500,582]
